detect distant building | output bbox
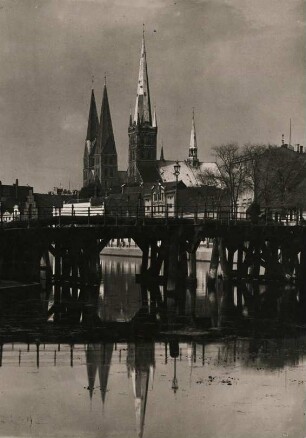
[236,138,306,215]
[0,180,38,221]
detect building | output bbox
[236,137,306,216]
[82,80,119,196]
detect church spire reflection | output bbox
[86,343,114,406]
[127,341,155,438]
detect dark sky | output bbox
[0,0,305,192]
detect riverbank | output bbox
[102,245,213,262]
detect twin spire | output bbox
[86,79,116,155]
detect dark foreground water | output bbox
[0,255,305,438]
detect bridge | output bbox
[1,205,306,294]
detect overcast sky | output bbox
[0,0,305,192]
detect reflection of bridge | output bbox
[1,206,306,289]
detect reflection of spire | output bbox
[127,342,155,438]
[86,344,98,400]
[98,343,114,404]
[86,343,114,406]
[133,369,149,438]
[169,341,179,394]
[171,358,178,394]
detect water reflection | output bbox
[0,255,305,334]
[0,339,306,437]
[1,256,306,436]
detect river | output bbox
[0,255,305,438]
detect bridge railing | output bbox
[0,204,305,227]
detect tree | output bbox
[251,146,306,207]
[203,143,249,212]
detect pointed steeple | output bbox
[133,27,152,124]
[83,89,99,188]
[86,90,99,143]
[187,109,199,167]
[96,81,116,155]
[160,144,165,161]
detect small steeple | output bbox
[190,108,197,150]
[133,26,152,125]
[187,108,199,166]
[96,80,116,155]
[152,106,157,128]
[86,90,99,142]
[160,143,165,161]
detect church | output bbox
[82,31,217,198]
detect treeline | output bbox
[202,143,306,209]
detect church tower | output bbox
[83,89,99,187]
[128,30,158,183]
[187,109,199,167]
[94,79,119,193]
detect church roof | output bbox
[96,83,116,155]
[134,31,152,124]
[86,89,99,143]
[157,160,218,187]
[137,161,161,183]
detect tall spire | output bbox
[133,27,152,124]
[96,81,116,154]
[86,90,99,142]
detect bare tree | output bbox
[242,144,268,201]
[251,146,306,207]
[203,143,249,211]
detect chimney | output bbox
[282,134,285,145]
[296,144,300,153]
[300,145,304,154]
[15,178,19,199]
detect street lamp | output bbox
[173,161,181,218]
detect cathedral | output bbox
[82,31,213,195]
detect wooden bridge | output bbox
[1,205,306,292]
